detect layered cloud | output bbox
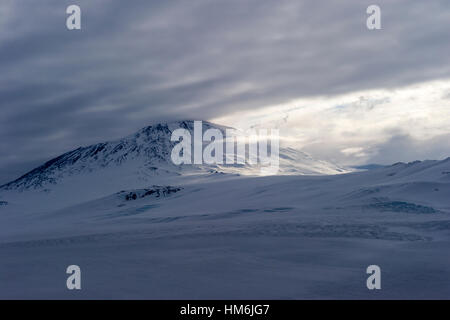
[1,0,450,183]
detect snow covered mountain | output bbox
[0,121,205,192]
[0,120,348,193]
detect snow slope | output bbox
[0,157,450,299]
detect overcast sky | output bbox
[1,0,450,184]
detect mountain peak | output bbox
[0,120,348,192]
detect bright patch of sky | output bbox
[213,79,450,165]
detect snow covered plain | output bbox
[0,122,449,299]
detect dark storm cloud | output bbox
[1,0,450,183]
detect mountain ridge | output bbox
[0,120,349,191]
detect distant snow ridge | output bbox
[0,120,348,191]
